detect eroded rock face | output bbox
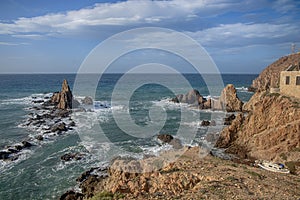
[215,113,244,148]
[213,84,243,112]
[51,80,74,109]
[216,92,300,161]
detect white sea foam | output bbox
[0,93,53,106]
[236,86,253,93]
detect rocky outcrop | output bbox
[200,120,216,126]
[216,91,300,162]
[51,79,79,109]
[171,89,211,109]
[157,134,182,149]
[172,85,243,112]
[251,53,300,91]
[212,84,243,112]
[61,153,85,161]
[215,113,244,149]
[63,146,300,199]
[81,96,93,105]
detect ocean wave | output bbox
[0,93,53,106]
[236,86,253,93]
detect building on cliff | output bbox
[280,63,300,99]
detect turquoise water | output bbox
[0,74,257,199]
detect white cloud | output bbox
[0,41,29,46]
[0,0,264,37]
[186,23,300,47]
[272,0,300,13]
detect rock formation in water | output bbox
[171,89,211,109]
[51,79,79,109]
[172,84,243,112]
[82,96,93,105]
[212,84,243,112]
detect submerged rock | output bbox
[81,96,93,105]
[157,134,173,143]
[22,141,32,148]
[61,153,84,161]
[0,151,10,160]
[157,134,182,149]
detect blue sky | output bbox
[0,0,300,74]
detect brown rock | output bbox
[213,84,243,112]
[82,96,93,105]
[157,134,173,143]
[51,79,74,109]
[215,113,244,148]
[171,89,211,109]
[157,134,182,149]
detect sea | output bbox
[0,73,257,199]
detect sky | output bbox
[0,0,300,74]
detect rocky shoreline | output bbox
[60,145,300,200]
[60,54,300,199]
[0,80,87,164]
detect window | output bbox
[286,76,290,85]
[296,76,300,85]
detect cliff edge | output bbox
[216,54,300,173]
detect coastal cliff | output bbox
[216,54,300,172]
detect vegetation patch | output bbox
[280,153,287,160]
[285,161,300,175]
[161,167,181,174]
[89,191,125,200]
[246,171,264,180]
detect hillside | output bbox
[251,53,300,91]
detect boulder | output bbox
[157,134,173,143]
[61,153,84,161]
[157,134,182,149]
[201,120,211,126]
[51,122,67,132]
[0,151,10,160]
[82,96,93,105]
[22,141,32,148]
[35,135,44,141]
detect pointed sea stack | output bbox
[51,79,75,109]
